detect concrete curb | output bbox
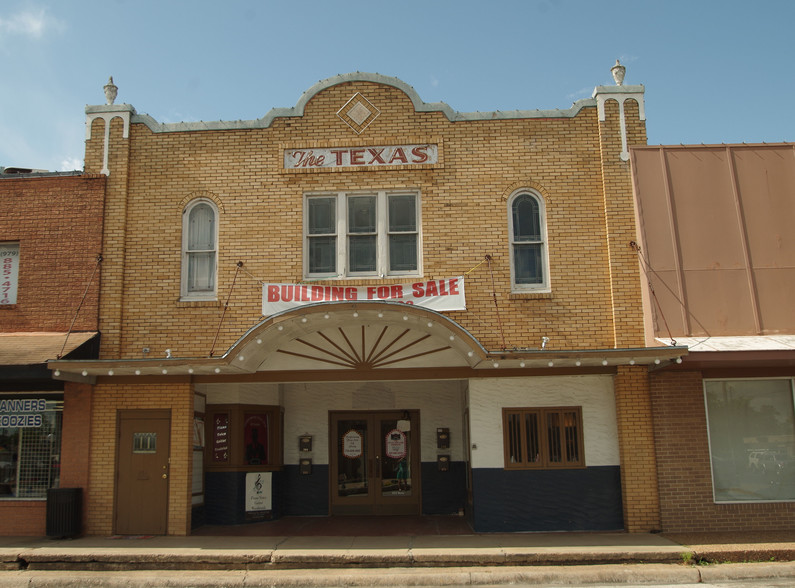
[0,564,703,587]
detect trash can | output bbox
[46,488,82,539]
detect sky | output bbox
[1,0,794,172]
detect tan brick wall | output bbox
[85,81,646,361]
[651,371,795,532]
[0,174,105,332]
[86,381,193,536]
[597,99,647,349]
[614,365,661,531]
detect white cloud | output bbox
[0,8,56,39]
[60,157,83,172]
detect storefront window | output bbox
[705,379,795,502]
[0,398,62,499]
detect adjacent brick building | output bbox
[50,66,684,536]
[631,143,795,532]
[0,171,105,535]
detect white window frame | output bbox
[180,198,219,301]
[703,377,795,504]
[508,189,550,292]
[303,190,422,279]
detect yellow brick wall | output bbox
[613,365,661,531]
[86,380,193,536]
[85,80,647,361]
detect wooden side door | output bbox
[115,410,171,535]
[330,410,420,515]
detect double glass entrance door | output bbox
[330,411,420,515]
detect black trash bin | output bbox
[46,487,82,538]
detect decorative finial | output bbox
[611,60,626,86]
[103,76,118,105]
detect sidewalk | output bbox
[1,531,795,586]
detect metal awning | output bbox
[0,332,98,365]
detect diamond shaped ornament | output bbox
[337,93,380,134]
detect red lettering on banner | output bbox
[368,148,386,164]
[281,286,294,302]
[392,285,403,299]
[389,148,408,164]
[411,146,429,163]
[292,150,326,168]
[411,279,459,298]
[267,285,279,302]
[345,287,358,300]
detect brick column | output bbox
[614,365,661,532]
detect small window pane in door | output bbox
[381,420,411,496]
[338,420,368,496]
[133,432,157,454]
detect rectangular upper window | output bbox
[305,191,420,279]
[503,407,584,469]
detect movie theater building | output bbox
[50,66,682,536]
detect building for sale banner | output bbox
[46,64,685,536]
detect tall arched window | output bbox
[509,190,549,291]
[181,199,218,300]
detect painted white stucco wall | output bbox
[468,375,619,469]
[282,380,466,465]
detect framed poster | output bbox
[343,429,363,459]
[244,413,269,465]
[212,413,229,463]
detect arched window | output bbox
[181,199,218,299]
[508,191,549,291]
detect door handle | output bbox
[162,473,168,479]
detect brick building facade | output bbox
[632,143,795,533]
[0,172,105,535]
[49,68,683,536]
